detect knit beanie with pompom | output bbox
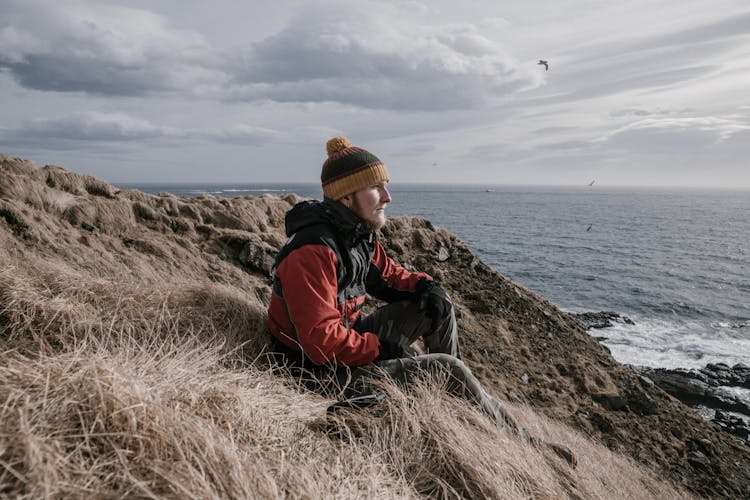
[320,136,390,201]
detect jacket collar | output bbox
[284,198,374,244]
[321,198,374,243]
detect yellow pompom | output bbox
[326,136,352,156]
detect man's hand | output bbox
[416,279,451,324]
[376,338,405,361]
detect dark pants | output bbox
[349,301,529,440]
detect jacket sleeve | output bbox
[275,244,381,366]
[366,241,433,302]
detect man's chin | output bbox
[366,216,387,231]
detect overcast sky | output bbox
[1,0,749,187]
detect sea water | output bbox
[121,182,750,371]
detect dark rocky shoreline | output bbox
[569,310,634,331]
[631,363,750,444]
[574,311,750,445]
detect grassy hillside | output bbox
[1,154,743,497]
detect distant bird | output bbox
[432,162,438,166]
[588,180,595,186]
[586,224,592,232]
[537,60,549,71]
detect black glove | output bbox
[416,278,451,323]
[376,338,405,361]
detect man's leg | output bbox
[377,354,529,438]
[351,299,577,465]
[354,300,515,432]
[348,354,576,467]
[355,301,459,357]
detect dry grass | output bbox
[0,257,694,499]
[0,255,268,358]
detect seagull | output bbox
[537,60,549,71]
[586,224,592,232]
[588,180,595,186]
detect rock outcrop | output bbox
[572,310,750,446]
[633,364,750,444]
[569,310,634,330]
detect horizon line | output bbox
[113,180,750,190]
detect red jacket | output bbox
[267,199,431,366]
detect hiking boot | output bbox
[545,442,577,468]
[326,389,389,414]
[529,436,577,468]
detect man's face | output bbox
[345,182,392,230]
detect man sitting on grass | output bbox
[267,136,576,467]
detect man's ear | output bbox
[340,194,353,208]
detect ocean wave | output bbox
[711,320,750,330]
[222,188,288,193]
[597,316,750,370]
[721,387,750,409]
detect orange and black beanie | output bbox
[321,136,390,201]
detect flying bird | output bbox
[586,224,593,232]
[537,60,549,71]
[588,180,595,186]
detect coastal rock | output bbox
[569,311,634,330]
[632,365,750,444]
[632,366,750,416]
[687,437,717,457]
[437,245,450,262]
[702,362,750,389]
[574,309,750,446]
[239,241,275,276]
[593,392,628,411]
[687,450,712,471]
[624,384,658,416]
[714,410,750,442]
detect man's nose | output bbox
[381,186,392,203]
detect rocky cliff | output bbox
[1,154,748,498]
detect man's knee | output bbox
[423,353,467,376]
[429,295,454,319]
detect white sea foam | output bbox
[711,320,750,329]
[721,386,750,403]
[222,188,288,192]
[597,316,750,369]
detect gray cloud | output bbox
[3,55,169,96]
[0,1,216,96]
[0,0,540,110]
[605,127,715,155]
[531,11,750,106]
[609,109,655,118]
[626,10,750,55]
[219,2,539,110]
[590,115,750,161]
[0,112,282,149]
[465,142,535,163]
[0,112,183,149]
[531,126,579,134]
[199,125,282,145]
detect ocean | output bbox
[119,182,750,372]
